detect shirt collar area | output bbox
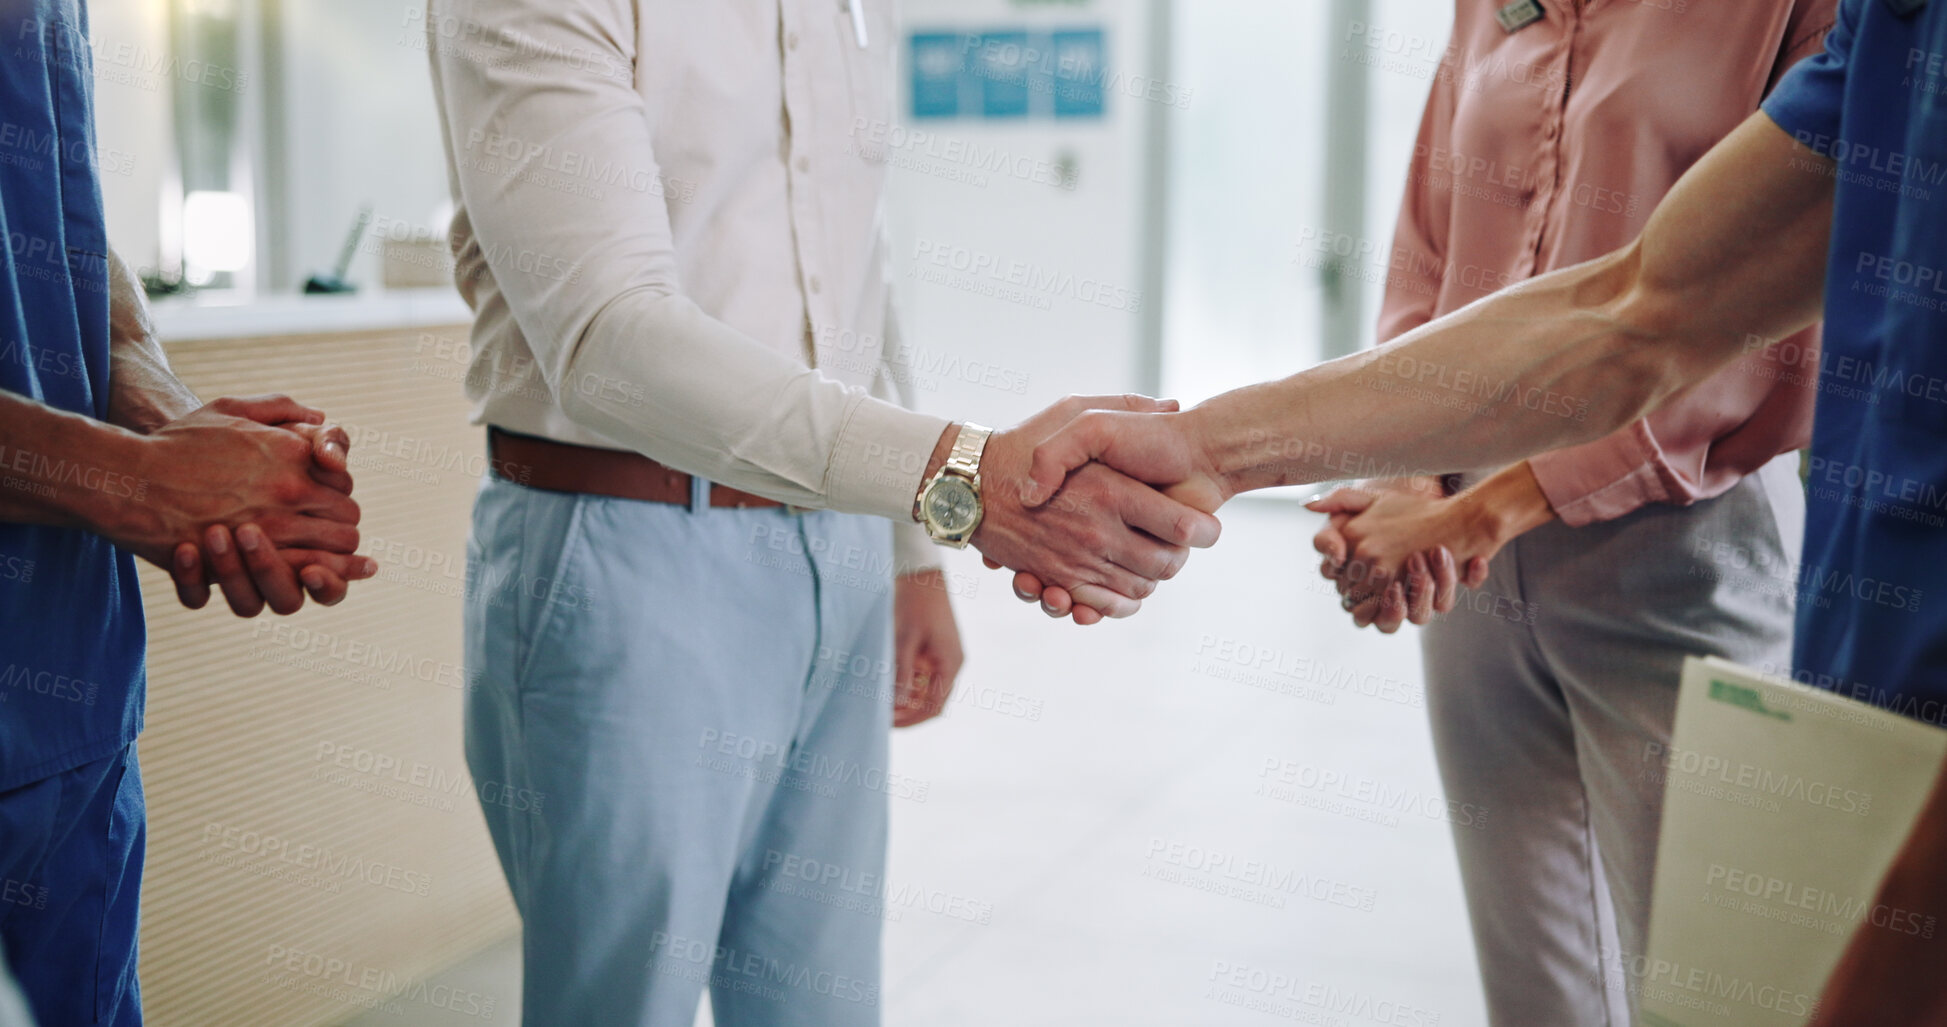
[1537,0,1601,17]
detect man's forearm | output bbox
[0,389,145,534]
[104,249,198,434]
[1182,112,1834,498]
[1189,254,1676,493]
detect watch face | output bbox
[925,477,981,534]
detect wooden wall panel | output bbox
[135,325,519,1027]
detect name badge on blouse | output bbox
[1882,0,1926,16]
[1496,0,1545,32]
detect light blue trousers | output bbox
[464,474,897,1027]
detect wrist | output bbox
[919,423,958,499]
[1177,405,1242,502]
[64,423,154,541]
[1454,462,1556,548]
[112,382,196,435]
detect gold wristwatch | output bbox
[914,423,992,548]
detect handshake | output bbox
[964,399,1525,628]
[955,396,1233,624]
[83,394,375,617]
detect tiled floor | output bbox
[347,498,1488,1026]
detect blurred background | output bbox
[91,0,1487,1023]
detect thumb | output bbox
[1313,524,1349,566]
[214,393,326,426]
[1051,394,1181,420]
[311,423,350,473]
[894,619,921,698]
[287,422,352,474]
[1102,394,1180,414]
[1305,487,1375,515]
[1025,414,1110,507]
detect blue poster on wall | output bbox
[910,32,966,119]
[908,26,1108,122]
[1051,29,1106,118]
[974,31,1032,118]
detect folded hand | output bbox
[133,395,377,616]
[1307,477,1489,633]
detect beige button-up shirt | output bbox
[426,0,947,568]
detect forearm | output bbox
[0,389,146,534]
[105,249,198,434]
[1188,112,1833,498]
[555,291,951,520]
[1193,253,1710,493]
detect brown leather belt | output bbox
[487,427,785,509]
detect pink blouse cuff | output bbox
[1525,420,1679,527]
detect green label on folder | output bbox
[1708,678,1794,721]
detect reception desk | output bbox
[135,292,519,1025]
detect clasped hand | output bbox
[120,394,376,616]
[1307,477,1493,633]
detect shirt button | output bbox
[809,276,824,295]
[796,155,811,173]
[787,32,800,50]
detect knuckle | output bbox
[1157,549,1187,581]
[269,432,309,463]
[270,474,307,506]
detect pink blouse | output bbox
[1378,0,1836,525]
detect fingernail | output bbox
[301,568,325,590]
[1013,585,1034,601]
[237,526,261,553]
[175,547,196,570]
[206,528,229,555]
[360,558,378,576]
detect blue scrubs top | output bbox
[1762,0,1947,721]
[0,0,146,790]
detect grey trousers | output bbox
[1419,455,1803,1026]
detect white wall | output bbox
[90,0,174,273]
[886,0,1158,427]
[272,0,451,290]
[88,0,452,292]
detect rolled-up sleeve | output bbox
[427,0,948,521]
[1527,347,1819,526]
